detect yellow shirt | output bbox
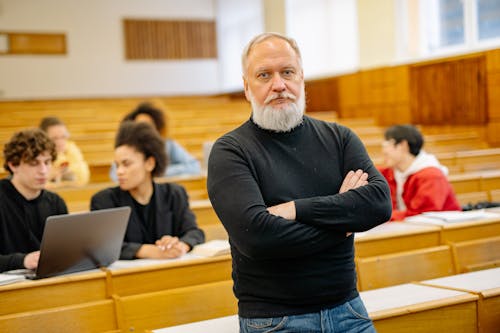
[51,140,90,185]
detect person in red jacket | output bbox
[379,124,461,221]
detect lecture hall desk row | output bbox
[1,215,500,332]
[354,210,500,257]
[0,255,235,333]
[155,268,500,333]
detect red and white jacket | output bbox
[379,151,461,221]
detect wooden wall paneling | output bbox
[486,73,500,119]
[486,50,500,145]
[410,62,452,124]
[455,56,487,124]
[359,70,374,108]
[486,49,500,72]
[305,77,339,112]
[123,19,217,60]
[1,32,66,55]
[410,55,487,125]
[393,65,410,103]
[337,73,361,118]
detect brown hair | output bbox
[3,129,57,174]
[39,116,65,132]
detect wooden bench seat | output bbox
[355,245,456,291]
[449,236,500,273]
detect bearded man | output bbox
[207,32,391,333]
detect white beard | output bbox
[249,87,305,132]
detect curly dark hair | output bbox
[384,124,424,156]
[122,102,166,136]
[115,121,167,177]
[3,129,57,174]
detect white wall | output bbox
[216,0,264,92]
[357,0,396,68]
[0,0,219,99]
[285,0,359,79]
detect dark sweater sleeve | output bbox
[90,190,141,260]
[171,185,205,249]
[55,194,69,215]
[294,128,392,232]
[208,137,349,260]
[0,253,25,272]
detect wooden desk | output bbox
[421,268,500,333]
[407,212,500,242]
[153,315,238,333]
[0,299,118,333]
[361,283,479,332]
[0,255,232,332]
[154,283,481,333]
[107,255,232,297]
[0,270,108,316]
[115,280,237,331]
[354,222,441,257]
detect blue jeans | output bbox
[239,296,376,333]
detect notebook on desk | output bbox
[26,206,131,279]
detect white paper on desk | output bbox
[0,273,26,286]
[405,209,498,224]
[190,240,230,257]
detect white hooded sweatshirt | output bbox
[394,151,449,210]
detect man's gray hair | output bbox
[241,32,302,76]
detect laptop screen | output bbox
[34,206,131,279]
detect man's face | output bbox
[9,151,52,196]
[381,139,406,169]
[46,124,69,153]
[243,37,305,132]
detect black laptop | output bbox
[27,206,131,279]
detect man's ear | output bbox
[400,140,411,153]
[7,162,18,174]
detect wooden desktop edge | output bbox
[101,254,232,276]
[368,289,479,321]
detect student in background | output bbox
[91,121,204,259]
[39,116,90,186]
[0,129,68,272]
[208,32,391,333]
[109,102,201,181]
[379,124,461,221]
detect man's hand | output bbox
[340,169,368,237]
[339,169,368,194]
[267,201,296,220]
[23,251,40,269]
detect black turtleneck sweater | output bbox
[207,116,392,318]
[0,179,68,272]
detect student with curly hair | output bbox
[0,129,68,272]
